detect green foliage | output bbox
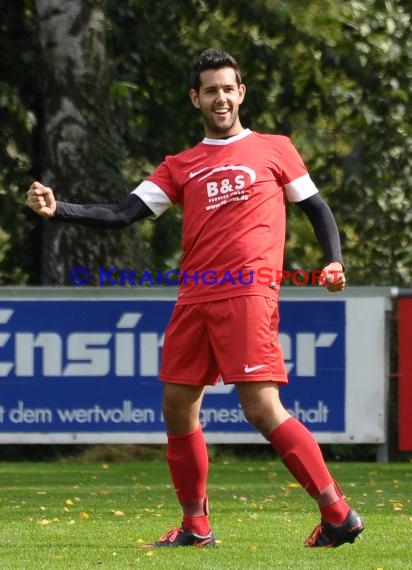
[105,0,411,282]
[0,0,410,283]
[331,0,412,285]
[0,0,42,283]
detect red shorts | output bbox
[159,295,288,386]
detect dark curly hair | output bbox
[190,48,242,92]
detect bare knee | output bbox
[242,404,273,435]
[162,392,192,433]
[161,396,178,425]
[162,383,205,435]
[236,382,291,438]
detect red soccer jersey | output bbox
[133,129,318,304]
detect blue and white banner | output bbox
[0,289,388,444]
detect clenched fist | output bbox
[26,182,57,218]
[321,261,346,292]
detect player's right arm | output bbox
[26,181,154,228]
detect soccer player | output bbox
[26,48,364,548]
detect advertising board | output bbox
[0,288,390,445]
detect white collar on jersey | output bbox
[202,128,252,145]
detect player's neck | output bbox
[204,126,246,140]
[218,132,244,140]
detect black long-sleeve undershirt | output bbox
[54,193,153,228]
[296,193,344,268]
[54,190,344,268]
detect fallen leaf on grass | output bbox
[389,500,404,511]
[80,512,90,520]
[113,510,125,517]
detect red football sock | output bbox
[166,425,211,535]
[269,417,350,524]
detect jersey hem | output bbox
[175,287,280,306]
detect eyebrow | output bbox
[202,83,236,91]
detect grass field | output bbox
[0,456,410,569]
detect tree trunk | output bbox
[34,0,135,284]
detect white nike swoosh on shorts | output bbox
[244,364,266,373]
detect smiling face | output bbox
[189,67,246,139]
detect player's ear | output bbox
[238,83,246,104]
[189,89,201,109]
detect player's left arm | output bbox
[296,193,346,293]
